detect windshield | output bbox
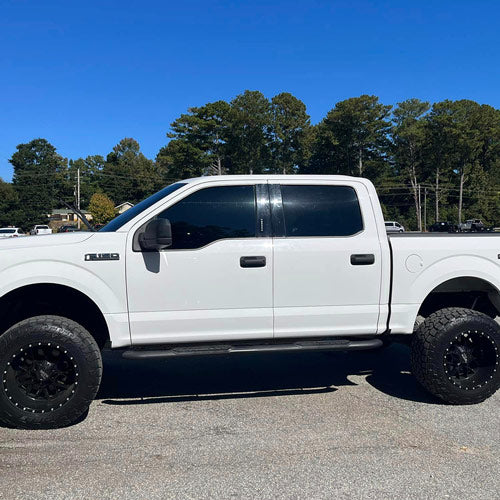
[36,225,49,229]
[100,182,187,232]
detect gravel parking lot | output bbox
[1,342,499,500]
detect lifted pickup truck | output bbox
[0,175,499,429]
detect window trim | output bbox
[132,184,268,252]
[272,183,365,239]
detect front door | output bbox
[270,181,383,337]
[126,182,273,345]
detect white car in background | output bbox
[0,227,24,238]
[31,225,52,235]
[384,221,405,233]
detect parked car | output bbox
[458,219,487,232]
[58,225,79,233]
[0,175,500,429]
[384,221,405,233]
[429,221,458,233]
[30,225,52,235]
[0,227,24,238]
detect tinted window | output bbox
[100,182,186,232]
[0,229,15,233]
[384,222,392,227]
[280,185,363,237]
[158,185,256,249]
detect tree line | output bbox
[1,91,499,230]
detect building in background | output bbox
[48,208,93,231]
[115,202,134,214]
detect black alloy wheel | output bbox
[0,315,102,429]
[443,329,497,391]
[411,307,500,404]
[3,343,78,414]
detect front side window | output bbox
[280,185,363,237]
[157,185,257,249]
[100,182,187,232]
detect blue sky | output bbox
[1,0,499,181]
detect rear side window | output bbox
[158,185,256,249]
[280,185,363,237]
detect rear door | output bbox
[270,180,383,338]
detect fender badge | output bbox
[85,253,120,261]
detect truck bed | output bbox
[388,232,500,237]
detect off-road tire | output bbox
[0,315,102,429]
[411,307,500,404]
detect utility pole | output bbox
[424,187,427,232]
[418,184,422,232]
[77,167,81,230]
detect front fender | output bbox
[0,260,127,314]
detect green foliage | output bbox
[269,93,311,174]
[0,179,20,227]
[68,155,105,209]
[392,99,431,230]
[9,138,68,229]
[158,100,232,179]
[101,138,160,205]
[156,139,206,180]
[306,95,392,182]
[167,100,231,176]
[88,192,116,225]
[424,100,500,223]
[227,90,272,174]
[5,93,500,230]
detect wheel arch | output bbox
[0,283,111,349]
[390,257,500,334]
[417,275,500,320]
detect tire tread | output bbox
[0,315,102,429]
[410,307,500,404]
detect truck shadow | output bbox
[98,343,441,406]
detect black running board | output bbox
[122,338,383,360]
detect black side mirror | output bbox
[138,218,172,251]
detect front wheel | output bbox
[0,315,102,429]
[410,307,500,404]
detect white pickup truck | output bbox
[30,225,52,236]
[0,175,499,429]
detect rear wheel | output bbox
[411,307,500,404]
[0,315,102,429]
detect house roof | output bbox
[115,202,134,209]
[51,209,91,215]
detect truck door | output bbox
[126,182,273,345]
[270,180,383,337]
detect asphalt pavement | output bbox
[0,343,499,499]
